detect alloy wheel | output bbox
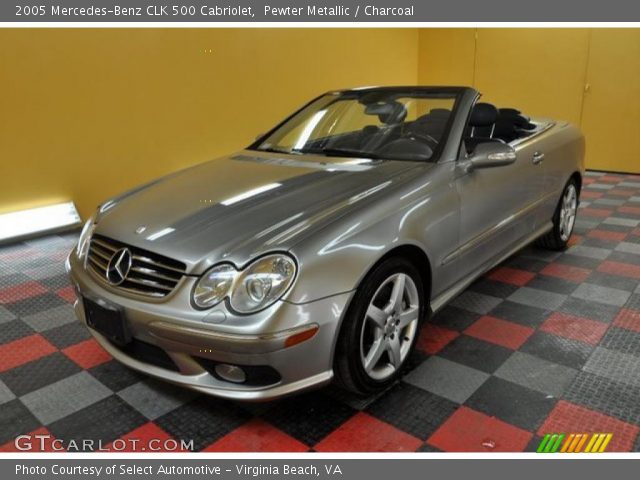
[559,183,577,242]
[359,273,420,381]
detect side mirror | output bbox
[467,142,517,171]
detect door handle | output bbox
[532,151,545,165]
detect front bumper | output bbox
[66,253,353,401]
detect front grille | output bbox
[87,234,187,298]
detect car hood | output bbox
[95,150,425,273]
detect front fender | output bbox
[285,162,460,305]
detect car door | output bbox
[451,140,544,278]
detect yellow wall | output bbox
[3,28,639,220]
[419,28,640,173]
[418,29,476,86]
[0,29,418,217]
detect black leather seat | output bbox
[493,108,537,143]
[465,103,502,152]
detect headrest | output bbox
[429,108,451,118]
[364,101,407,124]
[498,108,521,117]
[413,108,451,125]
[470,103,498,127]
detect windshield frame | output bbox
[247,86,468,163]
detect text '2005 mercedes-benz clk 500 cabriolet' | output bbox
[67,86,584,400]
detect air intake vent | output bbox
[87,234,187,298]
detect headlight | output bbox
[230,255,297,313]
[192,254,297,313]
[75,215,96,259]
[192,264,236,309]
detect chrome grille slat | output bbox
[92,238,117,252]
[118,285,166,298]
[124,276,173,291]
[87,234,187,298]
[130,266,181,283]
[132,255,186,274]
[91,248,112,262]
[88,255,108,271]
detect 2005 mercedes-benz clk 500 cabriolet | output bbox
[67,86,584,400]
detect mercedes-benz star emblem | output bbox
[106,248,132,285]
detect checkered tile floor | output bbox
[2,171,640,452]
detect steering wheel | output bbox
[401,131,440,150]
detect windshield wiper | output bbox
[258,147,302,155]
[300,147,379,159]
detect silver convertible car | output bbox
[67,86,584,400]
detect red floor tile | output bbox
[540,263,591,283]
[0,335,57,372]
[580,207,613,218]
[580,190,603,200]
[538,401,639,452]
[587,229,628,243]
[567,234,583,247]
[540,312,608,345]
[0,248,39,262]
[613,308,640,334]
[0,281,48,304]
[618,205,640,215]
[428,406,532,452]
[104,423,185,452]
[0,427,58,452]
[204,419,308,452]
[488,267,535,287]
[416,324,460,355]
[598,175,623,183]
[62,338,111,369]
[597,260,640,279]
[56,285,76,303]
[315,412,422,452]
[609,189,635,197]
[464,316,534,350]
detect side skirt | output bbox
[430,221,553,314]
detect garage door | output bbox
[580,29,640,173]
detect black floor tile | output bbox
[155,396,250,451]
[366,382,458,440]
[261,392,356,446]
[465,377,557,432]
[438,335,513,374]
[520,331,594,370]
[48,395,147,451]
[0,353,81,397]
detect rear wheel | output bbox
[334,257,425,395]
[537,178,579,250]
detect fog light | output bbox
[214,364,246,383]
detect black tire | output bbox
[537,177,580,251]
[334,257,426,396]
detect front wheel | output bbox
[537,178,579,250]
[334,257,425,396]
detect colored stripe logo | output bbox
[537,433,613,453]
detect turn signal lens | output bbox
[284,325,319,348]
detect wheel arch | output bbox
[329,243,433,365]
[570,171,582,193]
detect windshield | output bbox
[251,90,459,162]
